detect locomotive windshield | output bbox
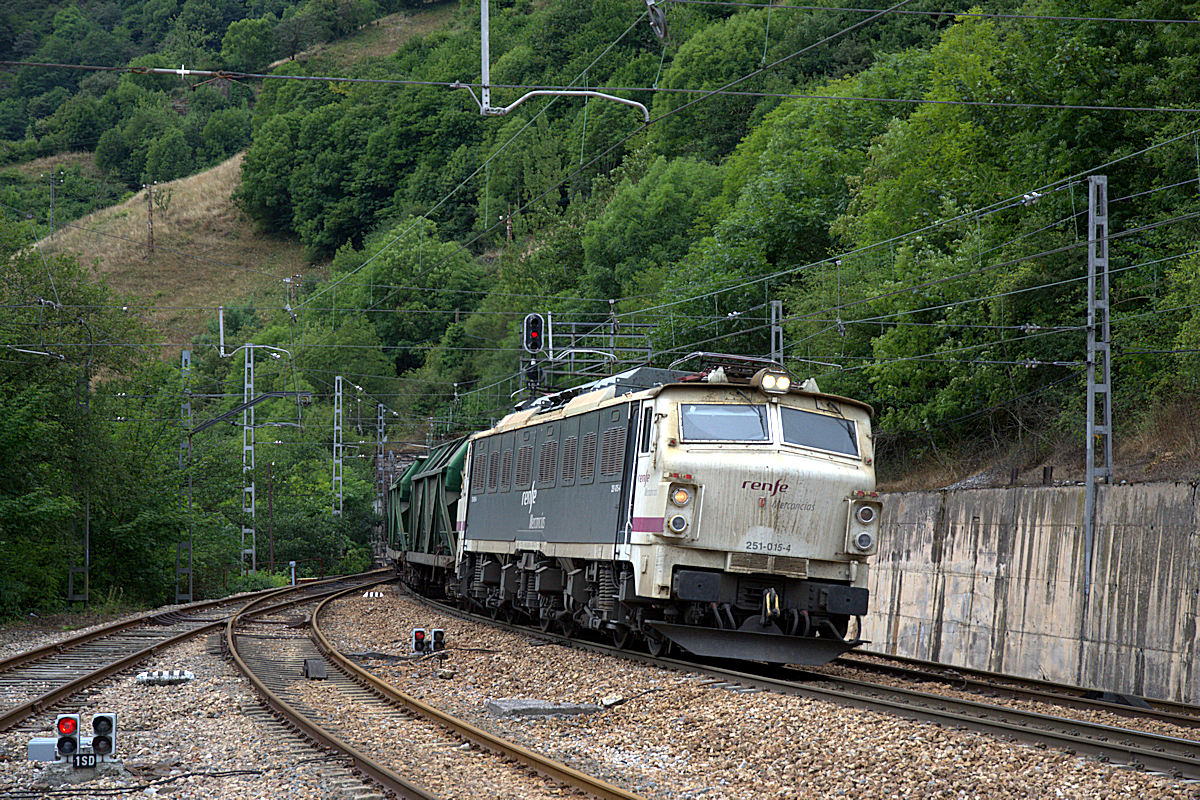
[781,407,858,457]
[680,404,769,441]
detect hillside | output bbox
[40,152,307,345]
[29,3,462,348]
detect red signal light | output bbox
[57,717,78,735]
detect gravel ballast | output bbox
[320,587,1200,800]
[2,586,1199,799]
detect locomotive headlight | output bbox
[854,531,875,551]
[752,368,792,394]
[667,514,689,534]
[855,505,876,525]
[670,485,692,507]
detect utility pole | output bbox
[1081,174,1111,680]
[376,402,385,511]
[176,350,193,602]
[69,371,89,605]
[267,461,275,573]
[333,375,343,518]
[47,172,57,234]
[242,345,256,574]
[145,180,155,259]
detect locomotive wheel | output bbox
[560,616,577,639]
[539,613,554,633]
[645,629,671,658]
[610,625,632,649]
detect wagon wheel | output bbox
[539,612,554,633]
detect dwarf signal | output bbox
[412,627,428,653]
[55,714,80,757]
[91,712,116,757]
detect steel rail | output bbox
[310,581,649,800]
[838,651,1200,726]
[0,575,342,677]
[405,587,1200,779]
[0,572,387,733]
[226,577,440,800]
[0,596,245,677]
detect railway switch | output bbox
[90,712,116,757]
[54,714,80,758]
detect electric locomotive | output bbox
[389,354,880,664]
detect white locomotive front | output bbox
[454,356,880,664]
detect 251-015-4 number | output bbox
[743,541,791,553]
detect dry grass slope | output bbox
[41,153,308,353]
[32,2,462,356]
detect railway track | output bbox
[831,651,1200,729]
[407,586,1200,781]
[227,578,649,800]
[0,572,388,736]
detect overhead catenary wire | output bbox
[8,19,1199,441]
[5,61,1196,116]
[658,0,1200,25]
[361,0,923,316]
[295,10,650,312]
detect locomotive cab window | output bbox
[781,407,859,457]
[639,406,654,453]
[680,404,769,442]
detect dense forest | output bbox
[2,0,1199,614]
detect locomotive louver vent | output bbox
[600,427,626,476]
[728,552,809,578]
[471,454,487,493]
[580,433,597,480]
[500,450,513,489]
[539,440,558,484]
[561,436,577,482]
[516,445,533,487]
[488,451,500,490]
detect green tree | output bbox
[581,155,720,301]
[222,16,279,72]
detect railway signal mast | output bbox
[1081,174,1112,666]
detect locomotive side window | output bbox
[639,406,654,453]
[680,404,769,442]
[781,407,859,457]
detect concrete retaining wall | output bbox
[863,482,1200,703]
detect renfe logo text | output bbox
[742,479,789,496]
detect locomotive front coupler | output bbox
[761,588,782,626]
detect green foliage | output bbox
[581,155,720,301]
[222,16,279,72]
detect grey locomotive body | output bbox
[453,362,880,663]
